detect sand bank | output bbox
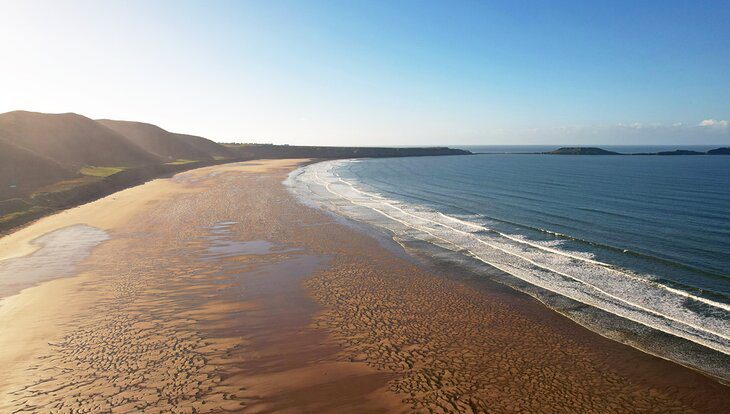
[0,159,727,412]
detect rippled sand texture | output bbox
[0,159,728,413]
[0,160,398,413]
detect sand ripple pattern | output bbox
[5,237,247,413]
[306,259,699,413]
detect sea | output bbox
[287,145,730,381]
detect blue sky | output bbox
[0,0,728,145]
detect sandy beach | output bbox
[0,159,728,413]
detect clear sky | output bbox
[1,0,728,145]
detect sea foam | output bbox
[287,159,730,380]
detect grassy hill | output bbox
[97,119,224,162]
[0,111,238,232]
[172,133,235,159]
[0,111,160,168]
[0,140,76,199]
[0,110,469,233]
[0,111,237,197]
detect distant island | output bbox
[545,146,729,156]
[547,147,619,155]
[0,110,469,233]
[653,150,704,155]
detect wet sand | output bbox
[0,159,727,412]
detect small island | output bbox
[544,146,729,156]
[655,150,705,155]
[547,147,619,155]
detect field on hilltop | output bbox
[0,111,237,232]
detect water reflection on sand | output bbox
[201,221,300,260]
[0,225,109,299]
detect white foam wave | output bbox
[289,160,730,356]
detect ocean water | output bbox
[287,153,730,381]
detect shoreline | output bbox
[401,231,730,385]
[291,158,730,384]
[1,159,728,412]
[404,238,730,386]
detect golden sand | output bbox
[0,158,302,262]
[0,159,727,413]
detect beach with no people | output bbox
[0,159,727,413]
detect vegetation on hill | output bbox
[0,112,232,198]
[79,166,125,177]
[0,111,159,168]
[173,133,235,159]
[707,147,730,155]
[0,140,76,199]
[97,119,221,162]
[0,110,469,233]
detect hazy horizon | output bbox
[1,0,728,146]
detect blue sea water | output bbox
[289,152,730,380]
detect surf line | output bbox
[333,167,730,314]
[437,213,730,313]
[309,168,730,354]
[333,169,612,266]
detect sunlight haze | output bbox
[1,0,728,145]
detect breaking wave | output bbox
[287,159,730,381]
